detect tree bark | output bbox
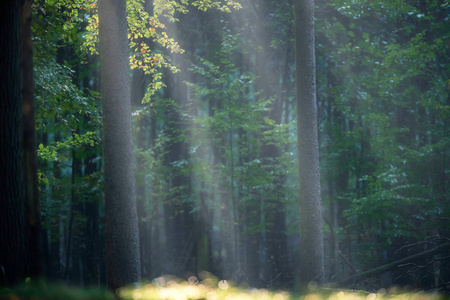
[294,0,325,286]
[21,0,43,281]
[98,0,141,289]
[0,0,27,287]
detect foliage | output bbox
[316,0,449,275]
[34,59,100,133]
[35,0,241,101]
[37,132,98,162]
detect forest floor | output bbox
[1,278,448,300]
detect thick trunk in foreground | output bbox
[98,0,141,289]
[294,0,325,286]
[0,0,27,286]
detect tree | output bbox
[294,0,325,286]
[0,0,27,286]
[21,0,42,280]
[98,0,141,289]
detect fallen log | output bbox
[338,243,450,286]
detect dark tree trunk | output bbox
[294,0,325,286]
[21,0,42,280]
[98,0,141,289]
[0,0,27,286]
[47,132,63,280]
[63,146,82,281]
[79,56,103,286]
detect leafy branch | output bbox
[38,131,99,162]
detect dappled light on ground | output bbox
[1,279,447,300]
[120,278,288,300]
[118,276,447,300]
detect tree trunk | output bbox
[21,0,43,281]
[98,0,141,289]
[0,0,27,286]
[294,0,325,286]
